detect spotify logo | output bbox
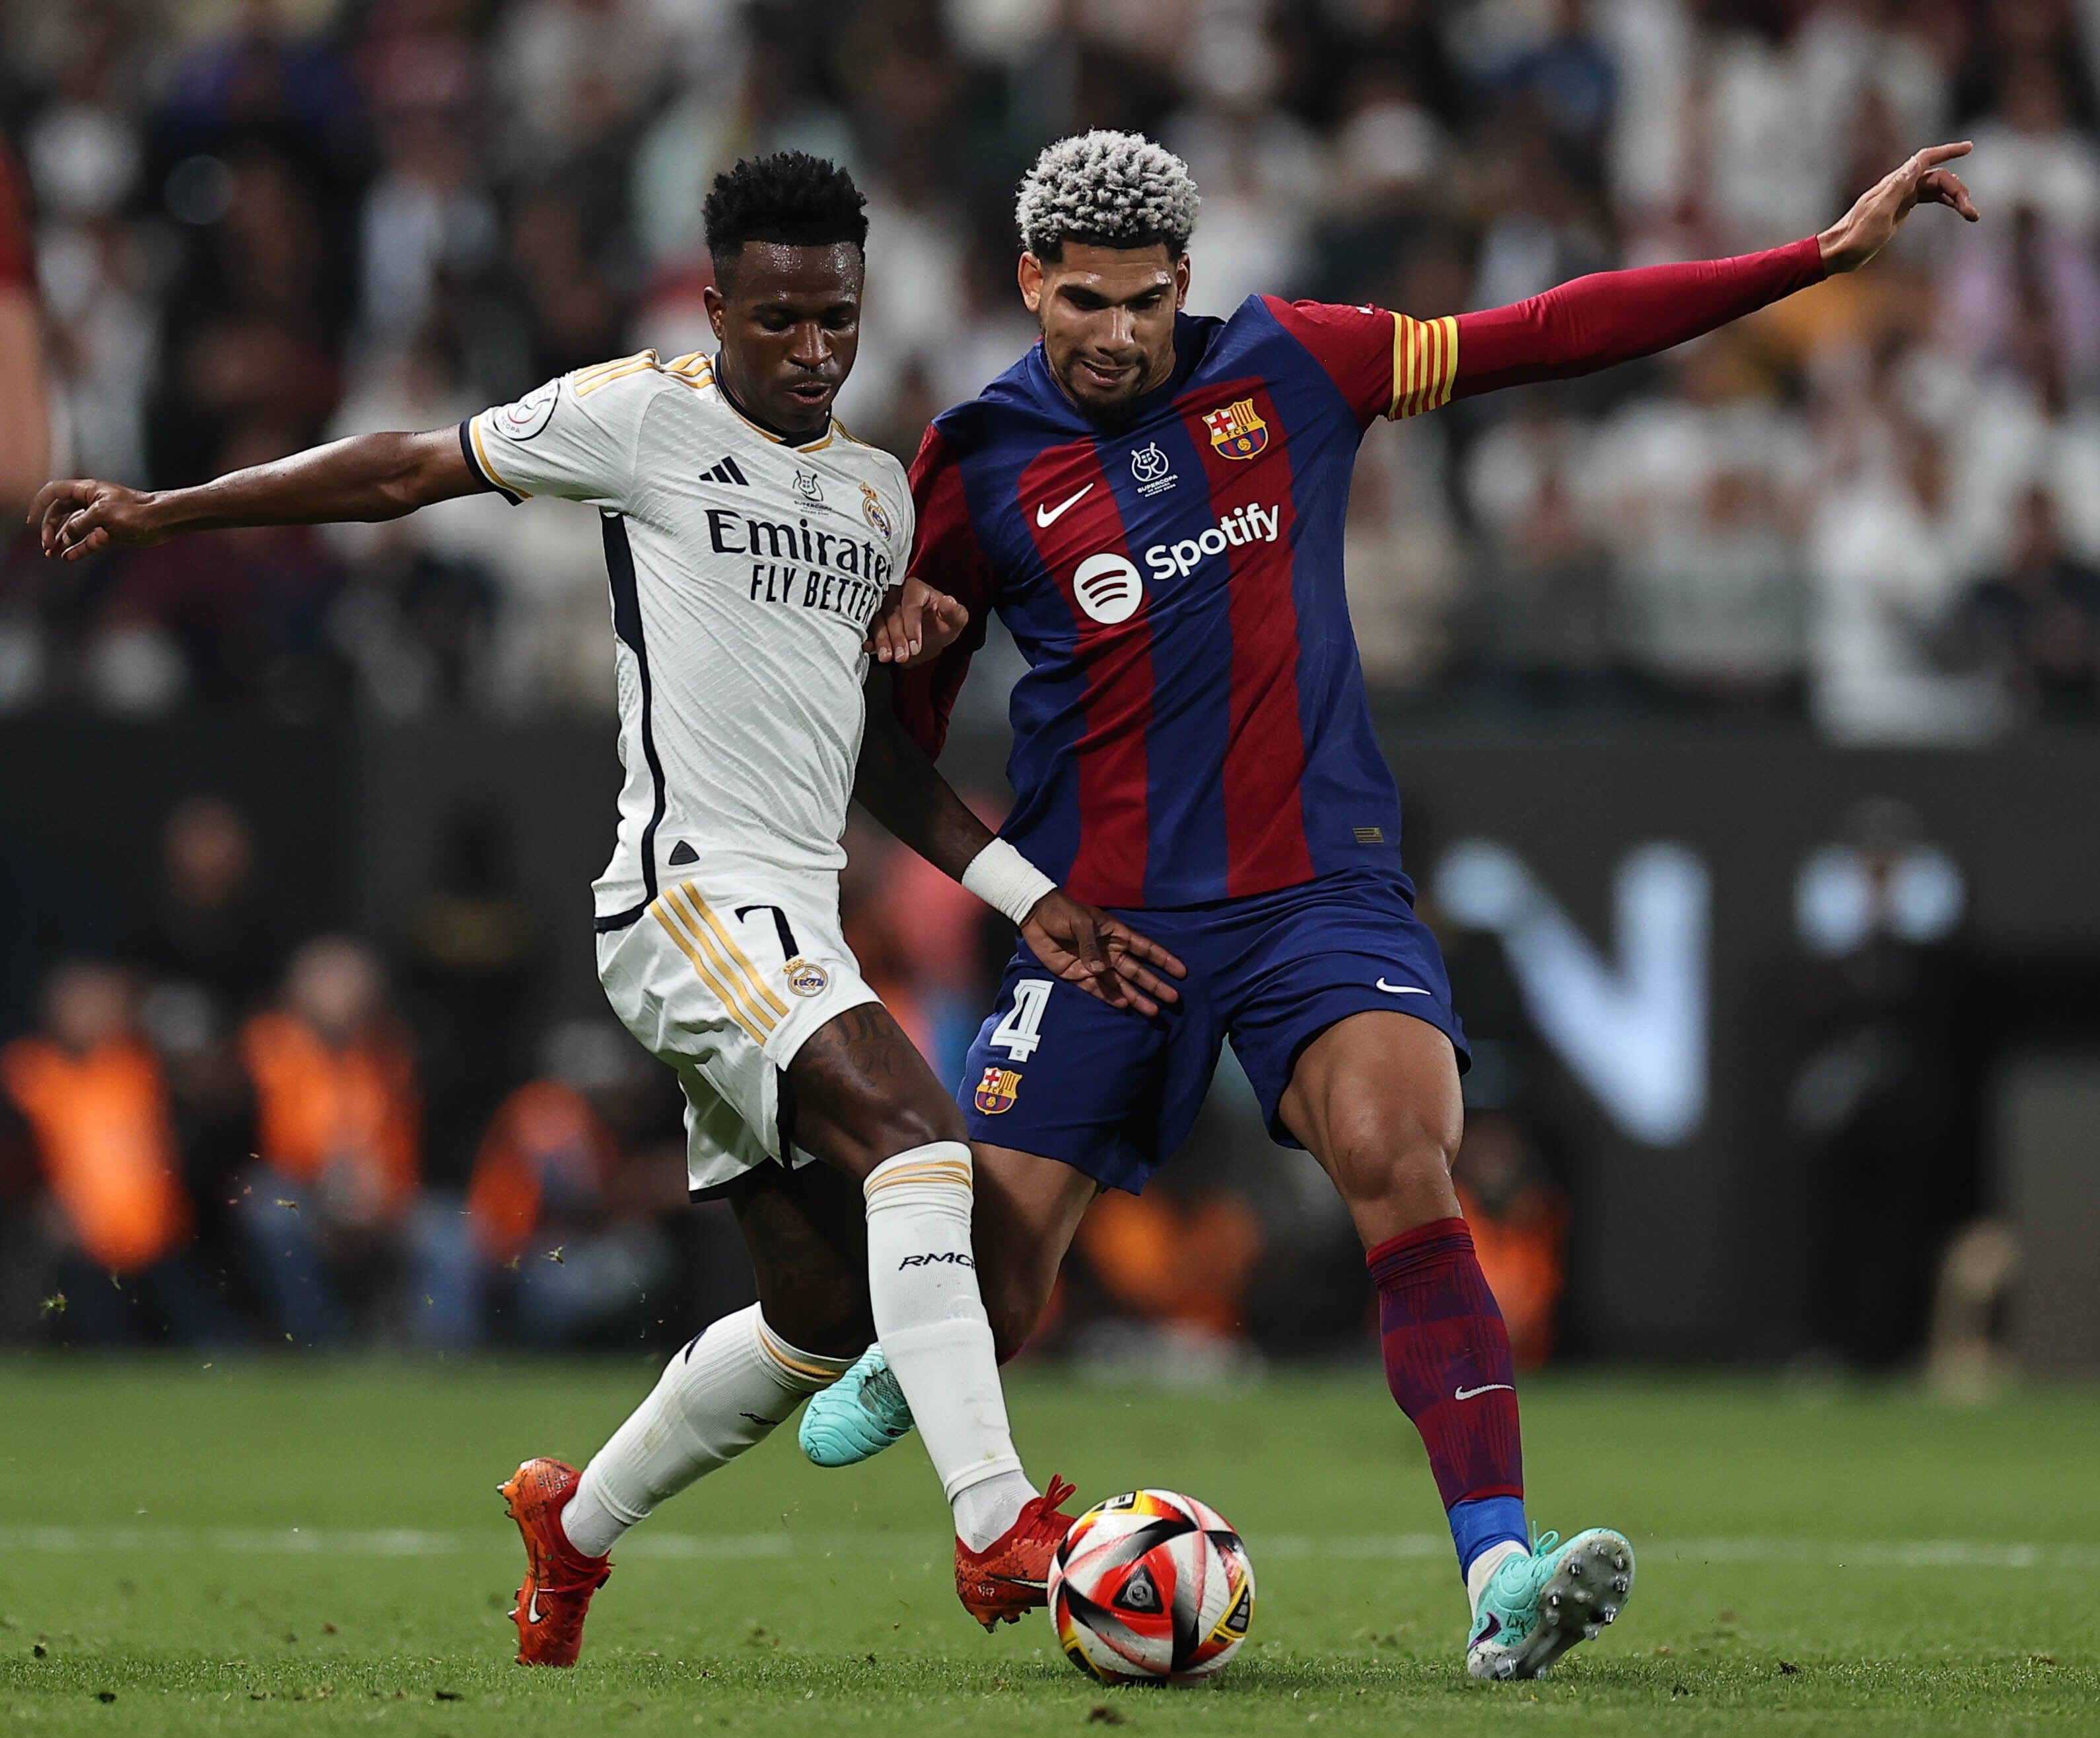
[1071,553,1144,625]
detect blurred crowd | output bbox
[0,788,1571,1358]
[0,0,2095,733]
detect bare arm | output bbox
[0,289,50,520]
[857,668,1185,1014]
[1447,143,1980,401]
[30,427,483,561]
[856,665,1004,882]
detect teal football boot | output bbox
[798,1343,917,1467]
[1465,1528,1634,1681]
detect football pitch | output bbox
[2,1360,2094,1736]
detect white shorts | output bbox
[596,872,881,1193]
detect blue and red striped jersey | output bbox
[895,239,1828,909]
[898,293,1450,909]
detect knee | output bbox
[1331,1101,1458,1172]
[1324,1104,1460,1204]
[864,1099,969,1167]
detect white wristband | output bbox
[962,838,1058,927]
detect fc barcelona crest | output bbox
[974,1066,1022,1115]
[1204,398,1269,460]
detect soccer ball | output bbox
[1047,1489,1255,1684]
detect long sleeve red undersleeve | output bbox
[1450,234,1827,400]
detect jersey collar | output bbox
[710,357,836,452]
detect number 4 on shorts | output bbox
[988,979,1053,1062]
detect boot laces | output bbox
[1014,1475,1079,1542]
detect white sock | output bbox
[861,1142,1033,1549]
[1467,1540,1529,1616]
[561,1304,853,1558]
[952,1470,1037,1552]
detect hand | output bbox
[30,478,168,560]
[1819,141,1980,275]
[867,575,969,666]
[1020,891,1187,1017]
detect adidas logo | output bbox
[701,454,750,486]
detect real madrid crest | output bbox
[783,957,830,997]
[860,483,893,538]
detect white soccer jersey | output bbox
[462,349,914,927]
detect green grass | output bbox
[1,1358,2095,1735]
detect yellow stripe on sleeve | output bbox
[1389,314,1459,419]
[575,356,663,397]
[1389,312,1410,419]
[470,416,530,498]
[575,349,658,388]
[649,901,771,1045]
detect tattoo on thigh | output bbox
[792,1004,925,1097]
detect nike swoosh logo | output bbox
[1376,979,1430,995]
[1454,1383,1515,1401]
[526,1589,545,1624]
[1035,484,1093,527]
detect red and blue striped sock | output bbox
[1367,1216,1529,1578]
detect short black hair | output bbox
[703,152,868,277]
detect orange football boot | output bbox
[954,1475,1080,1630]
[499,1457,613,1666]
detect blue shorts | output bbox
[958,867,1468,1194]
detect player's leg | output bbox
[1229,870,1628,1679]
[799,1142,1097,1464]
[974,1144,1100,1359]
[503,1159,866,1665]
[783,1001,1082,1624]
[558,1162,870,1555]
[1277,1008,1521,1556]
[1278,1009,1632,1679]
[800,926,1213,1471]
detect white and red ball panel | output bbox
[1047,1490,1255,1683]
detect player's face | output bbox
[1022,244,1191,415]
[705,242,863,440]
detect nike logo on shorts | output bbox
[1454,1383,1515,1401]
[1035,484,1093,527]
[1376,979,1430,995]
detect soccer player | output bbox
[30,152,1188,1661]
[809,131,1980,1679]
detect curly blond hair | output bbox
[1014,130,1201,259]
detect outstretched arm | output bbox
[1275,142,1984,419]
[1450,143,1980,401]
[31,427,483,561]
[857,668,1184,1015]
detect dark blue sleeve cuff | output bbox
[458,419,521,504]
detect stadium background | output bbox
[3,0,2099,1386]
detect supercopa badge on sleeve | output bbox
[495,378,561,440]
